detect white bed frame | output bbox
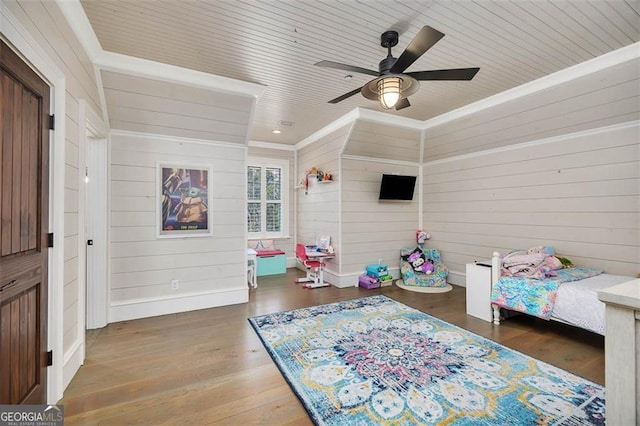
[490,251,504,325]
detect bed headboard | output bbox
[491,251,502,285]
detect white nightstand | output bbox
[466,261,493,322]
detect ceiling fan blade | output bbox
[395,98,411,110]
[314,60,378,77]
[390,26,445,74]
[328,86,364,104]
[406,68,480,81]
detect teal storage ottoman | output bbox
[256,250,286,276]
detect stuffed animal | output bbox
[405,249,434,274]
[419,259,434,274]
[416,230,429,247]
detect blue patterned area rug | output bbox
[248,295,605,425]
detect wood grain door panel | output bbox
[0,39,50,404]
[0,281,41,403]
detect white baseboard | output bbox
[325,269,352,288]
[328,268,401,288]
[62,338,84,390]
[316,267,465,289]
[448,270,466,287]
[109,288,248,323]
[289,265,463,289]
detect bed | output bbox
[489,249,634,335]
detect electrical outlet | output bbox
[171,279,179,290]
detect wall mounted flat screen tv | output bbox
[378,174,417,200]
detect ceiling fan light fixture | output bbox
[362,74,419,110]
[317,25,479,110]
[377,76,401,109]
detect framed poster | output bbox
[157,162,212,238]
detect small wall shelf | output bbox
[298,169,334,194]
[296,179,334,190]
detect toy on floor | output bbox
[358,274,380,289]
[416,230,431,248]
[358,263,392,289]
[403,247,434,274]
[366,264,388,279]
[397,230,451,292]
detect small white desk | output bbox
[306,251,334,259]
[305,251,334,286]
[597,278,640,425]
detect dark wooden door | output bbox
[0,39,50,404]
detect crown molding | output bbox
[296,108,361,150]
[248,140,296,151]
[56,0,102,61]
[357,108,424,130]
[423,120,640,167]
[110,129,247,149]
[95,51,265,99]
[296,107,424,150]
[341,154,421,167]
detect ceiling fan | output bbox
[314,26,480,111]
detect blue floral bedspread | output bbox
[490,267,603,320]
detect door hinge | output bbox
[46,350,53,366]
[48,114,55,130]
[47,233,54,248]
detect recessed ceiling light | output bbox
[344,74,353,81]
[272,130,281,134]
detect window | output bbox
[247,158,289,238]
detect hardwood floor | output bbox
[60,269,604,425]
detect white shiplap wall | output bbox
[296,125,348,282]
[424,58,640,161]
[101,70,255,144]
[424,122,639,282]
[423,56,640,284]
[109,132,248,321]
[341,158,420,283]
[343,121,422,163]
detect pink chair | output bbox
[295,243,326,285]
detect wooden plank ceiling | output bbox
[80,0,640,145]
